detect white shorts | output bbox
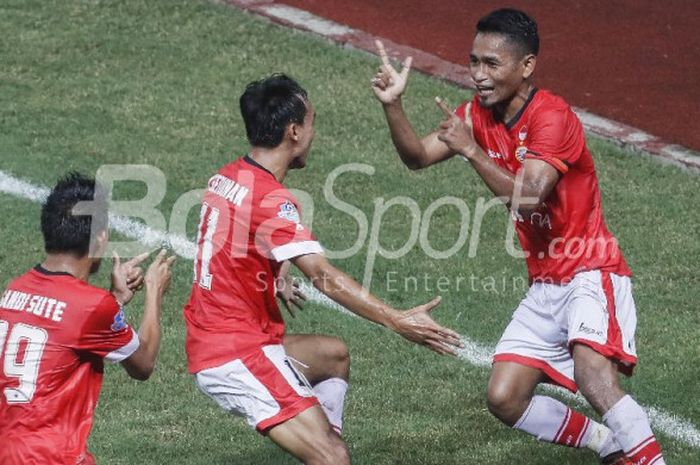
[194,344,318,433]
[494,270,637,392]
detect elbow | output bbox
[515,204,540,218]
[128,362,156,381]
[404,159,429,171]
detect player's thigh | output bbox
[567,271,638,373]
[268,404,349,465]
[283,334,350,384]
[194,345,317,431]
[494,284,577,393]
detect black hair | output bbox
[41,172,108,256]
[476,8,539,56]
[239,74,309,148]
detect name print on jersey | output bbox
[0,290,67,322]
[208,174,250,206]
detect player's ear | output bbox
[522,54,536,79]
[91,229,109,258]
[287,122,301,142]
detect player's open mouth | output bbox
[476,86,495,97]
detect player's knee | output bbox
[326,337,350,378]
[486,383,525,425]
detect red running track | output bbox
[279,0,700,151]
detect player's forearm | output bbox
[126,289,162,380]
[383,100,431,169]
[465,149,543,215]
[467,149,515,199]
[312,265,398,329]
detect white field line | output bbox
[1,168,698,448]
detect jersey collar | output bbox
[243,155,275,178]
[34,265,75,278]
[505,87,539,130]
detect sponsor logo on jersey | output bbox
[111,307,128,332]
[487,149,503,159]
[577,322,604,338]
[277,201,301,224]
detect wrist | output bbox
[460,144,480,160]
[382,96,403,108]
[112,291,128,307]
[382,308,400,331]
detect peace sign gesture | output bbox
[370,40,413,104]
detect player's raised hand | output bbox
[111,250,150,306]
[371,40,413,104]
[145,249,177,296]
[435,98,478,158]
[390,296,463,355]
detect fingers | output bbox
[281,298,295,318]
[125,251,151,267]
[375,39,391,67]
[166,255,177,267]
[152,249,167,265]
[421,295,442,313]
[127,275,144,291]
[435,97,453,118]
[400,55,413,79]
[111,250,121,269]
[424,339,457,356]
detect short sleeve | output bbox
[77,294,140,363]
[254,190,323,262]
[524,108,585,174]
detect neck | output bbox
[496,82,535,123]
[249,147,291,182]
[41,253,94,282]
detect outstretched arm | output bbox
[291,253,462,355]
[371,41,455,170]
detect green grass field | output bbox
[1,1,699,464]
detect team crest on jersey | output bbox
[515,145,528,162]
[277,201,301,224]
[111,307,128,332]
[518,125,528,142]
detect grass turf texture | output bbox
[1,0,699,463]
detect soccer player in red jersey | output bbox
[183,74,463,465]
[371,8,665,465]
[0,173,176,465]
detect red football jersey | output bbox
[184,156,323,373]
[456,89,631,283]
[0,267,139,465]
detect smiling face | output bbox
[469,32,536,115]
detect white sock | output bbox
[313,378,348,435]
[514,395,620,457]
[603,395,665,465]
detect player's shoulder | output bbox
[526,90,580,129]
[530,90,573,115]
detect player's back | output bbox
[0,267,138,465]
[184,156,321,373]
